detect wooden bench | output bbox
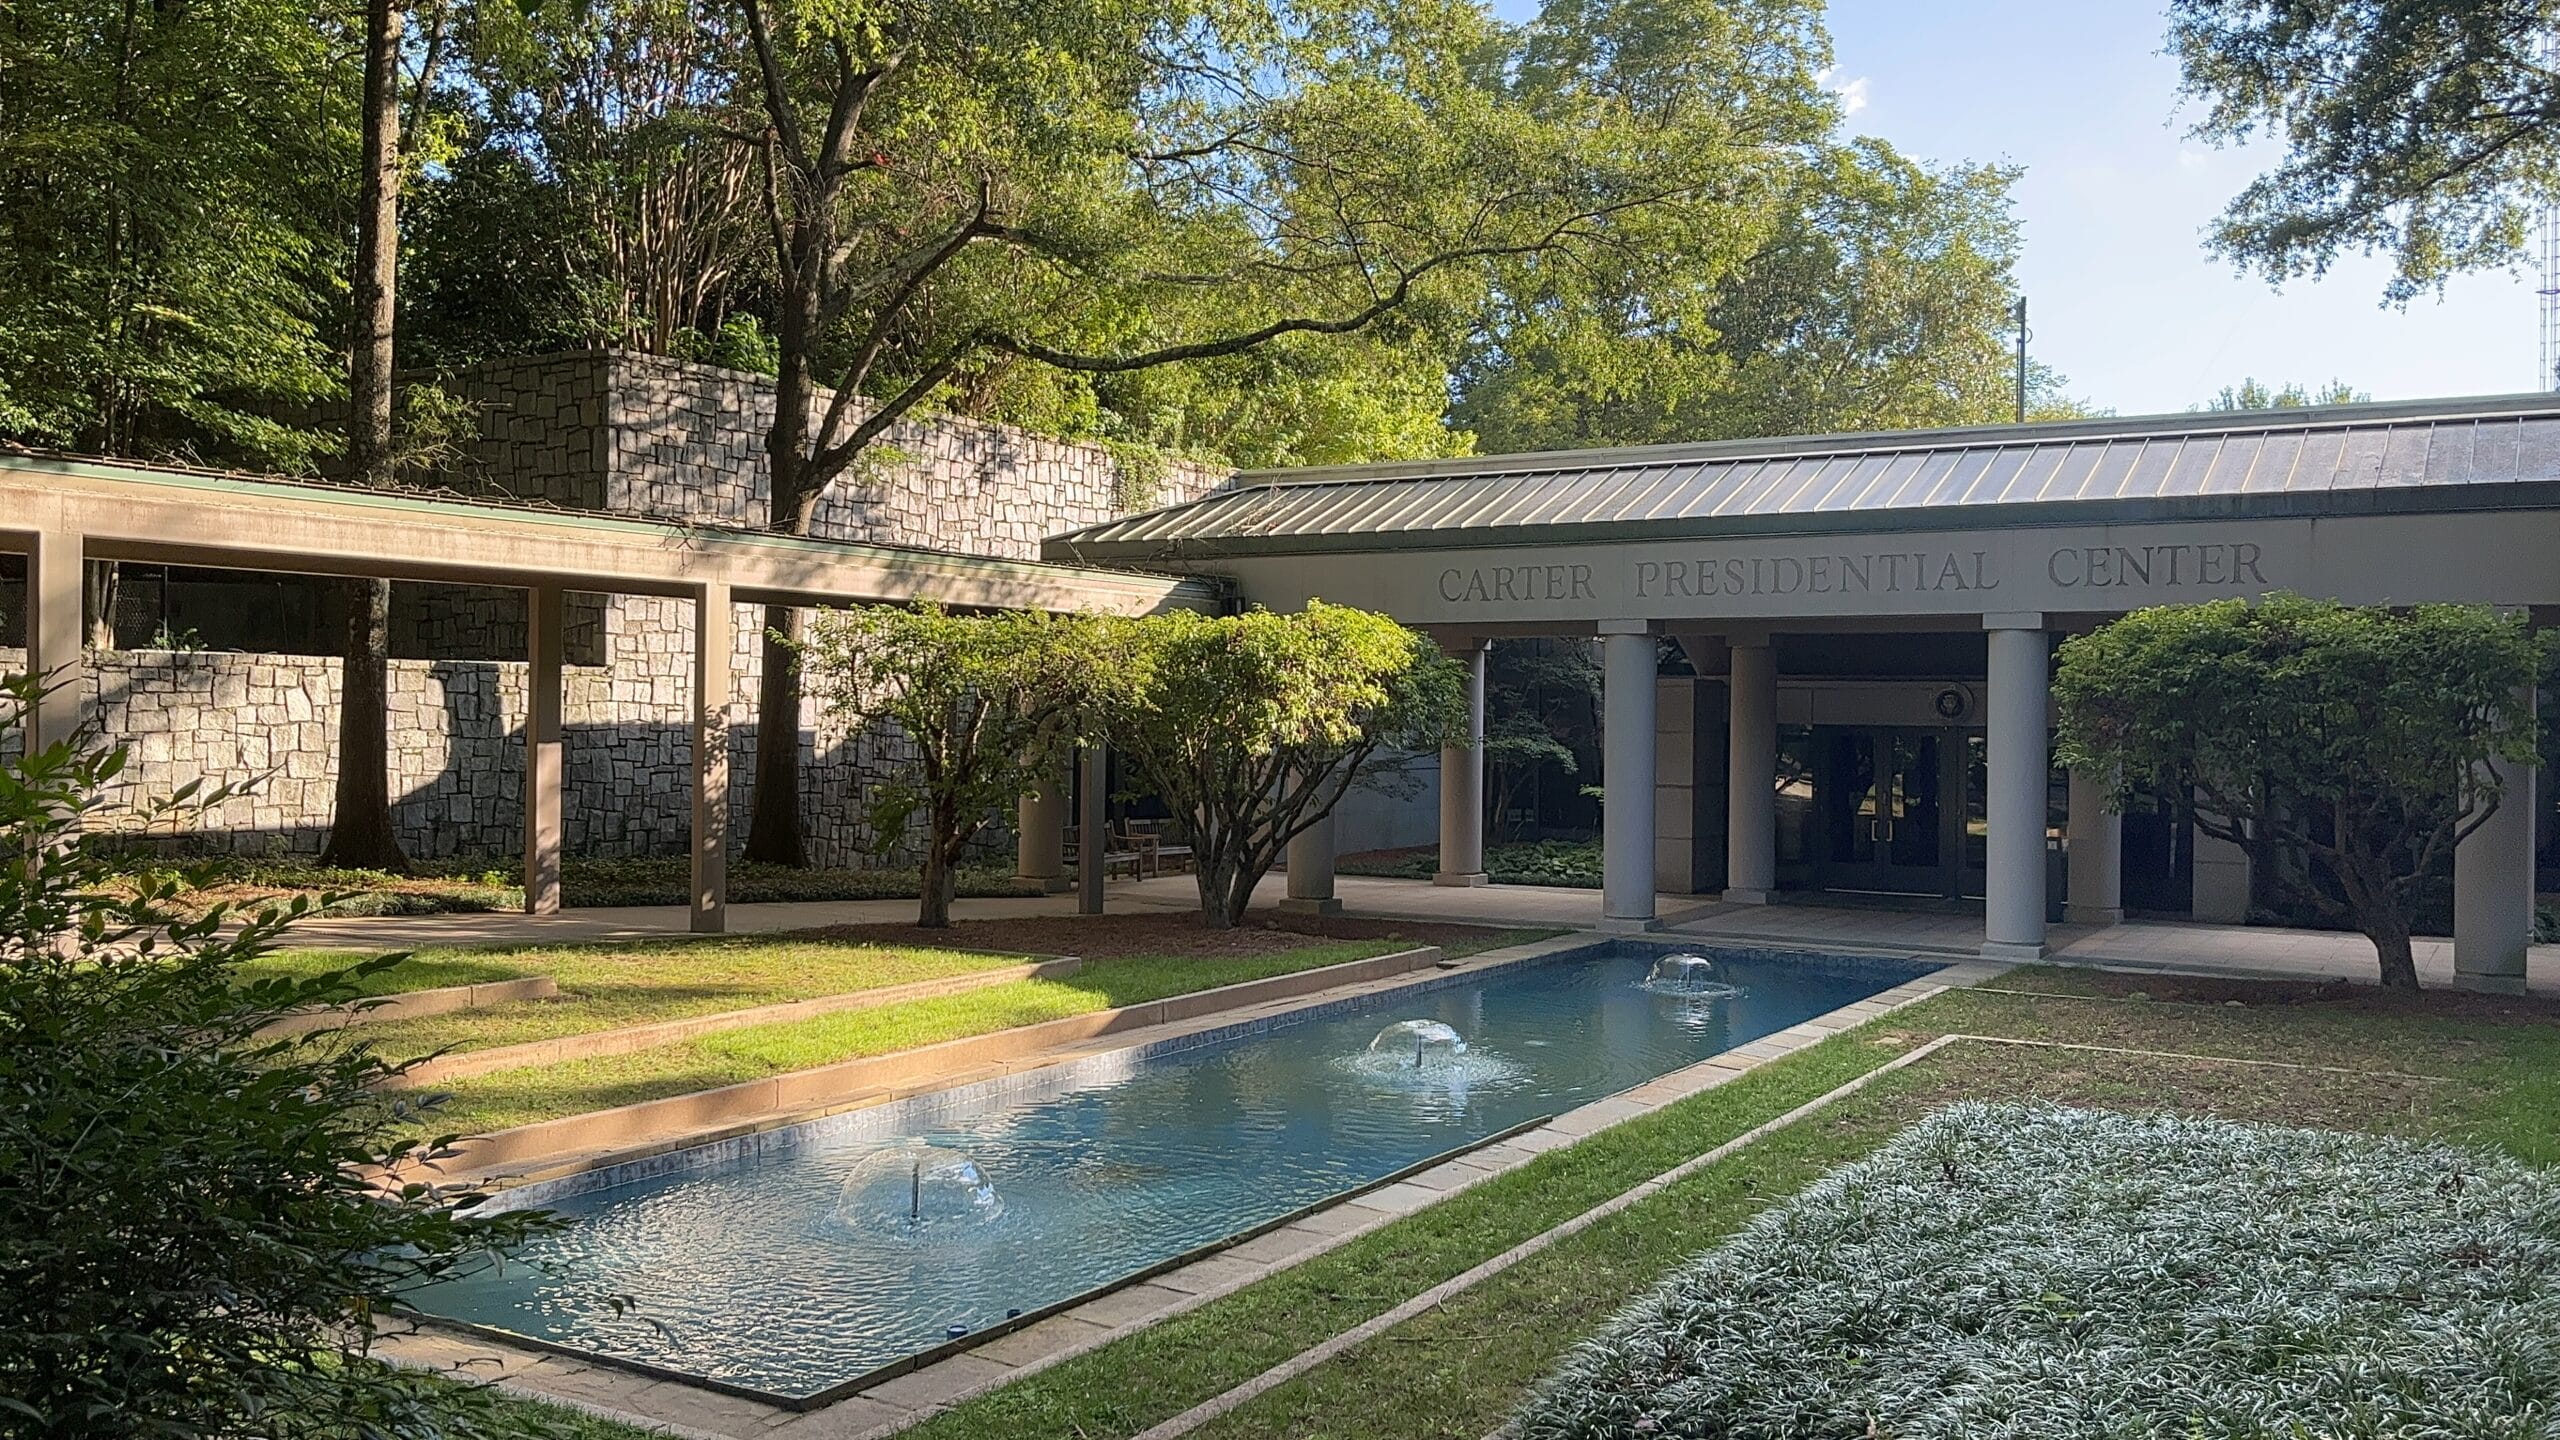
[1117,820,1194,877]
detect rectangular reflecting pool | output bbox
[411,940,1937,1399]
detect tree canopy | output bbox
[799,605,1112,928]
[2054,595,2545,990]
[0,0,353,467]
[1101,602,1464,928]
[2202,378,2369,411]
[2170,0,2560,298]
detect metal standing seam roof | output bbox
[1045,394,2560,561]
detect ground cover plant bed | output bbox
[1339,838,1603,888]
[1515,1101,2560,1439]
[108,854,1045,920]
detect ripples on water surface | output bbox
[414,942,1931,1396]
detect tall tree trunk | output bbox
[319,578,407,870]
[916,838,957,929]
[321,0,410,874]
[745,605,807,865]
[83,563,117,650]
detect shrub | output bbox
[0,674,562,1437]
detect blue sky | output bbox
[1510,1,2549,416]
[1821,1,2541,415]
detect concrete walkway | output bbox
[281,871,2555,994]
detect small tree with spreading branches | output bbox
[1103,602,1464,928]
[800,605,1110,927]
[0,671,563,1435]
[2054,595,2545,991]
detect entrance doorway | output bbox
[1777,724,1986,901]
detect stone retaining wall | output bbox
[4,352,1234,864]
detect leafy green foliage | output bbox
[0,0,350,465]
[1101,602,1464,927]
[800,606,1112,925]
[1515,1102,2560,1439]
[2054,595,2545,989]
[2202,377,2369,411]
[0,673,561,1436]
[2170,0,2560,298]
[1485,640,1601,840]
[1457,138,2065,450]
[1342,838,1603,888]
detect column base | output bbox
[1595,915,1662,933]
[1979,939,2048,962]
[1433,871,1491,888]
[1720,887,1773,905]
[1278,896,1344,916]
[1020,874,1073,894]
[2451,970,2529,995]
[689,909,726,935]
[2063,904,2124,927]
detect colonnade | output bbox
[1405,616,2540,976]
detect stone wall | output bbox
[14,352,1237,864]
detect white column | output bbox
[1723,634,1775,904]
[690,581,731,935]
[27,529,83,753]
[1016,772,1067,892]
[2456,682,2537,985]
[1982,614,2049,960]
[2063,765,2122,927]
[1435,637,1490,886]
[1077,742,1107,915]
[1282,808,1341,915]
[1600,623,1658,928]
[523,583,565,916]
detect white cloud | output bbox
[1816,67,1871,117]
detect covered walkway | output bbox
[1051,395,2558,985]
[1,452,1217,932]
[276,873,2560,996]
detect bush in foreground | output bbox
[0,674,559,1438]
[1515,1102,2560,1439]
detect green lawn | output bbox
[404,939,1426,1136]
[471,964,2560,1440]
[245,935,1046,1056]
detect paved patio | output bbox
[279,872,2556,994]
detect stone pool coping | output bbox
[378,939,2010,1440]
[411,942,1457,1187]
[382,956,1084,1090]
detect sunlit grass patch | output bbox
[1515,1102,2560,1440]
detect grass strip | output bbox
[416,941,1406,1136]
[244,936,1044,1056]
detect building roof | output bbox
[1045,393,2560,562]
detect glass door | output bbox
[1814,727,1953,895]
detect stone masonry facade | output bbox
[26,352,1228,864]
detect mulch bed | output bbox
[794,908,1515,961]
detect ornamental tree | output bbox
[0,672,560,1436]
[2053,595,2545,991]
[800,605,1111,927]
[1103,602,1465,928]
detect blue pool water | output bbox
[413,942,1932,1397]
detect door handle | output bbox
[1869,818,1893,842]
